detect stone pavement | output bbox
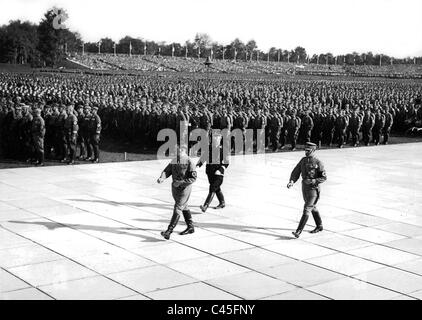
[1,143,422,300]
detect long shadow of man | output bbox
[7,220,164,243]
[66,198,295,240]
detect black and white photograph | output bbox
[0,0,422,309]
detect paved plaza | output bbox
[1,142,422,300]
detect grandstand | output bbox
[66,53,422,79]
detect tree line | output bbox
[0,7,421,67]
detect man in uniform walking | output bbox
[197,132,229,212]
[287,142,327,238]
[157,145,197,240]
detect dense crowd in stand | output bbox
[68,53,422,77]
[0,71,421,165]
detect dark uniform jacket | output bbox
[374,114,386,130]
[290,156,327,190]
[302,115,314,130]
[269,114,282,130]
[220,114,232,130]
[31,115,45,137]
[362,114,375,131]
[64,113,78,135]
[163,154,197,188]
[88,114,102,135]
[199,112,213,130]
[384,112,394,129]
[287,116,301,133]
[254,114,267,129]
[349,114,363,130]
[335,115,348,132]
[57,112,68,132]
[197,144,229,176]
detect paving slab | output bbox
[374,222,422,238]
[259,261,343,288]
[262,240,336,260]
[306,252,385,276]
[304,233,372,251]
[70,248,156,274]
[347,245,420,266]
[39,276,137,300]
[130,242,208,264]
[0,269,30,293]
[207,271,297,300]
[384,238,422,256]
[261,288,329,300]
[107,265,197,293]
[354,267,422,294]
[146,282,240,300]
[0,244,63,269]
[7,259,97,287]
[393,258,422,276]
[167,256,249,281]
[342,227,406,244]
[0,288,53,300]
[307,277,401,300]
[217,247,296,270]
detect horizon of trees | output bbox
[0,7,421,67]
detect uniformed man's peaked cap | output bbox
[304,142,317,151]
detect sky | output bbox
[0,0,421,58]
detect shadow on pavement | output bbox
[65,198,296,240]
[7,220,163,243]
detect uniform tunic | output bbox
[290,156,327,212]
[31,115,45,155]
[197,144,229,193]
[163,154,197,214]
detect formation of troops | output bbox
[0,99,101,165]
[1,73,422,165]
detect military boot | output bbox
[292,214,309,238]
[180,210,194,235]
[310,209,323,234]
[161,212,180,240]
[215,190,225,209]
[200,192,215,213]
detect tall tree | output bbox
[294,46,307,63]
[37,7,81,66]
[245,39,257,60]
[0,20,39,64]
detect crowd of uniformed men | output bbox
[0,73,421,165]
